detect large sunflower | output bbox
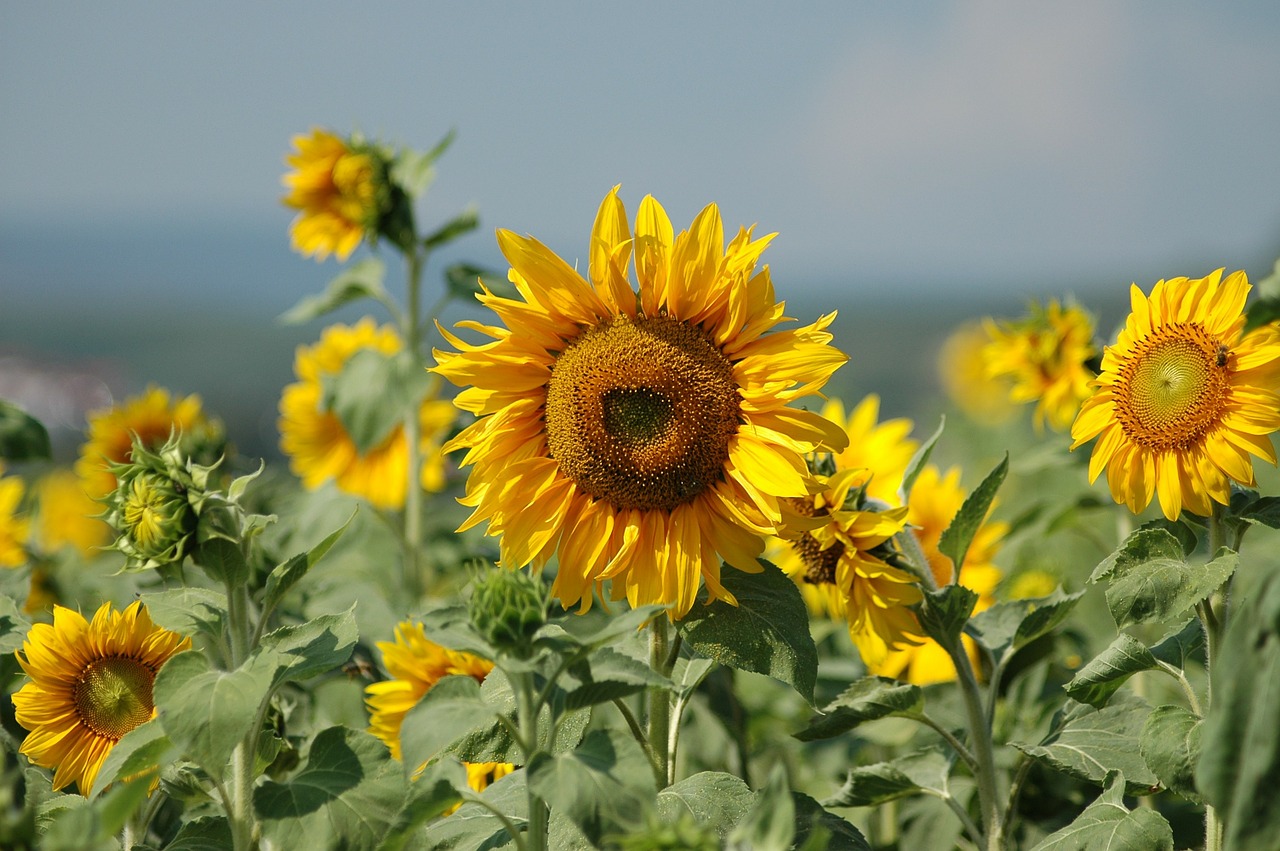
[1071,270,1280,520]
[0,469,30,568]
[279,318,457,509]
[983,299,1097,432]
[365,621,513,798]
[282,128,386,261]
[434,187,848,616]
[13,601,191,794]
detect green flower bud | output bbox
[467,568,549,658]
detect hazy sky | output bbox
[5,1,1280,300]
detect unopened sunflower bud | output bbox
[467,568,549,658]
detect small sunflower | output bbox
[13,601,191,794]
[34,469,111,557]
[1071,270,1280,520]
[365,621,513,800]
[282,128,387,261]
[938,322,1018,426]
[434,187,848,617]
[868,464,1006,686]
[74,386,215,501]
[827,395,918,505]
[983,299,1097,432]
[278,318,456,509]
[0,469,30,568]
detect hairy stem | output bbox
[648,615,674,787]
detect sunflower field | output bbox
[2,128,1280,851]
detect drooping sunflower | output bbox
[282,128,387,261]
[1071,269,1280,520]
[13,601,191,794]
[983,299,1097,432]
[868,464,1006,686]
[0,468,29,568]
[279,318,457,509]
[35,469,111,557]
[434,187,848,616]
[365,621,513,798]
[74,386,215,501]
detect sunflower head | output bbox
[1071,270,1280,519]
[13,601,191,794]
[282,128,393,261]
[434,186,848,617]
[34,469,110,557]
[938,322,1019,426]
[0,470,30,569]
[467,567,549,659]
[982,299,1097,432]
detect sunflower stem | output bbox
[513,668,547,851]
[223,579,259,851]
[648,614,675,788]
[945,631,1003,851]
[1199,504,1228,851]
[402,245,427,602]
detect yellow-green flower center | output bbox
[122,477,167,548]
[544,314,741,511]
[73,656,155,741]
[1115,323,1230,452]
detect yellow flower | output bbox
[827,395,918,505]
[74,386,211,501]
[434,187,848,617]
[282,128,385,261]
[1007,569,1058,600]
[938,322,1019,426]
[364,621,513,803]
[278,318,456,509]
[1071,270,1280,520]
[868,465,1006,686]
[13,601,191,794]
[0,470,30,568]
[35,469,111,557]
[983,299,1097,432]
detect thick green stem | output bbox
[402,247,426,600]
[514,670,546,851]
[1200,503,1227,851]
[223,580,259,851]
[947,635,1003,851]
[648,615,674,787]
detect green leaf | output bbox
[544,604,665,653]
[423,770,526,850]
[656,771,755,842]
[444,261,518,301]
[966,588,1084,663]
[1140,704,1201,802]
[377,759,469,851]
[676,560,818,704]
[399,675,494,774]
[321,348,431,455]
[261,510,356,617]
[259,606,358,688]
[794,677,923,742]
[901,416,944,499]
[279,257,389,325]
[153,650,277,783]
[423,206,480,250]
[0,399,50,461]
[90,719,175,797]
[164,816,234,851]
[1027,771,1173,850]
[526,727,654,844]
[0,594,33,655]
[1012,699,1160,794]
[727,763,794,851]
[823,749,951,807]
[1149,618,1206,669]
[255,726,404,848]
[1064,620,1203,708]
[1195,564,1280,850]
[139,587,225,645]
[937,453,1007,574]
[562,646,673,710]
[390,130,454,199]
[192,537,249,586]
[1090,527,1184,584]
[1105,548,1237,629]
[1245,293,1280,333]
[792,792,871,851]
[915,584,979,648]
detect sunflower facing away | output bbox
[983,298,1097,432]
[1071,269,1280,520]
[279,318,457,509]
[434,187,849,616]
[13,601,191,794]
[365,621,514,799]
[282,128,386,261]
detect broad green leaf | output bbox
[255,726,404,848]
[1105,548,1237,629]
[0,399,51,461]
[545,603,665,653]
[153,650,277,782]
[1090,527,1184,584]
[164,816,234,851]
[727,763,794,851]
[192,537,249,586]
[419,602,498,659]
[823,749,950,807]
[1027,771,1173,850]
[1140,705,1201,802]
[1012,699,1159,794]
[794,677,923,742]
[0,594,33,655]
[1235,494,1280,529]
[526,727,654,844]
[792,792,872,851]
[915,584,978,648]
[259,607,358,689]
[562,646,673,710]
[1196,565,1280,851]
[1245,293,1280,332]
[677,560,818,704]
[656,771,755,842]
[321,348,431,455]
[90,719,175,797]
[423,769,526,850]
[937,453,1007,573]
[139,587,225,645]
[901,416,944,499]
[390,130,453,199]
[261,510,355,617]
[423,206,480,249]
[399,675,494,774]
[377,758,469,851]
[1064,620,1203,708]
[279,257,389,325]
[966,588,1084,663]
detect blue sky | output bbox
[5,1,1280,307]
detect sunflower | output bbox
[282,128,386,261]
[1071,270,1280,520]
[279,318,456,509]
[434,187,848,617]
[868,464,1006,685]
[365,621,513,801]
[74,386,213,501]
[983,299,1097,432]
[35,469,111,557]
[938,322,1018,426]
[827,395,918,505]
[12,601,191,794]
[0,469,29,568]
